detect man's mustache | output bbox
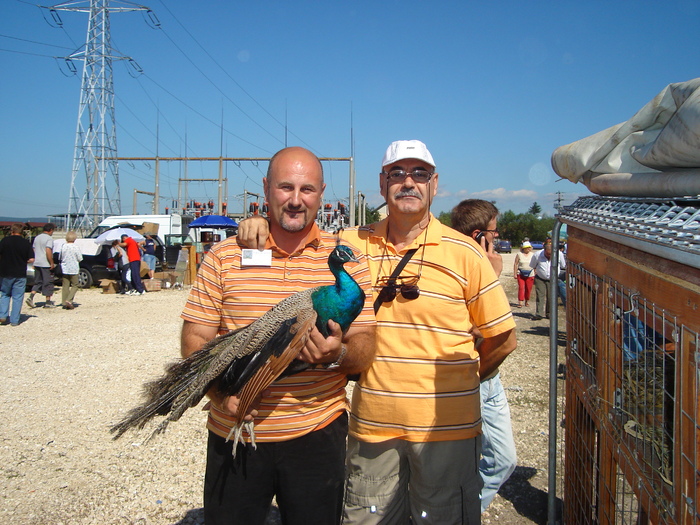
[394,190,422,199]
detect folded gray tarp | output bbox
[551,78,700,197]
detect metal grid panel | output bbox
[563,261,699,524]
[557,197,700,265]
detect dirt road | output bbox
[0,251,563,524]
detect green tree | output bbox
[437,211,452,227]
[434,205,558,247]
[499,211,538,245]
[528,202,542,215]
[364,206,381,225]
[355,205,382,226]
[533,215,557,242]
[497,211,557,247]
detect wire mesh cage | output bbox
[561,234,699,524]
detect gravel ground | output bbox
[0,253,563,524]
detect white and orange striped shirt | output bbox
[181,223,376,442]
[339,216,515,443]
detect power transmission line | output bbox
[45,0,152,231]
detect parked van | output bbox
[86,214,191,244]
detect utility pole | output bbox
[243,191,262,219]
[554,191,565,211]
[357,191,366,226]
[154,111,160,214]
[133,189,155,214]
[349,107,356,227]
[219,108,225,215]
[51,0,151,232]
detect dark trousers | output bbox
[128,260,144,293]
[119,265,130,292]
[204,412,348,525]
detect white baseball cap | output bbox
[522,241,532,248]
[381,140,435,168]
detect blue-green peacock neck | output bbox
[311,245,365,337]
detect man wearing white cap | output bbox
[238,140,517,523]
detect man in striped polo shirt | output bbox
[340,141,517,524]
[239,140,517,523]
[181,147,376,524]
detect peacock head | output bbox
[330,244,359,266]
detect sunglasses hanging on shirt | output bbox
[375,273,421,303]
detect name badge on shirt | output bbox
[241,249,272,266]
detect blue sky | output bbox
[1,0,699,220]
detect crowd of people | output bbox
[0,224,159,326]
[109,233,156,295]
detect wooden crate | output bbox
[143,279,161,292]
[563,224,699,524]
[99,279,119,294]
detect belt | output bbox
[535,275,549,281]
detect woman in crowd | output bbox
[110,239,130,294]
[59,231,83,309]
[513,241,535,307]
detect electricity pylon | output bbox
[49,0,150,231]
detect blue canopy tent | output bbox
[187,215,238,228]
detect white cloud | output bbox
[436,187,538,201]
[433,187,546,214]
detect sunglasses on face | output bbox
[381,168,434,184]
[375,274,421,303]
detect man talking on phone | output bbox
[451,198,517,513]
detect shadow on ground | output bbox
[498,466,562,524]
[174,506,282,524]
[522,325,567,347]
[174,508,203,525]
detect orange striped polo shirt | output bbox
[181,223,376,442]
[339,216,515,443]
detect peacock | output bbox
[110,244,365,456]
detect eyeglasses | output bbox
[481,229,499,235]
[375,274,421,303]
[381,168,434,184]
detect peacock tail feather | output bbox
[110,245,365,455]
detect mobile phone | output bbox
[475,231,489,248]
